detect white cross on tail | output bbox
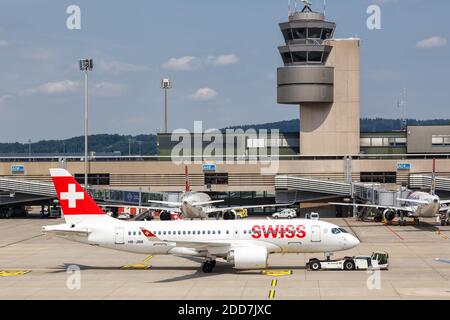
[60,184,84,208]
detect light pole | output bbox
[128,138,132,156]
[160,78,172,133]
[137,140,143,156]
[79,59,93,187]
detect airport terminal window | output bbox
[308,51,323,62]
[205,173,228,185]
[308,28,322,38]
[75,173,110,186]
[360,138,371,147]
[321,28,333,40]
[292,28,306,39]
[361,172,397,184]
[432,135,450,146]
[282,29,293,41]
[281,52,293,64]
[292,51,307,63]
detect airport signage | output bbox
[11,165,25,173]
[124,191,140,204]
[397,163,412,171]
[202,163,217,172]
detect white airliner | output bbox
[43,169,360,273]
[331,159,450,226]
[331,191,450,226]
[147,166,288,220]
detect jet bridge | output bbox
[409,175,450,192]
[275,175,409,208]
[0,177,164,207]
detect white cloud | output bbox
[163,56,200,71]
[189,88,218,101]
[94,82,128,97]
[29,48,51,61]
[0,94,13,105]
[0,40,9,47]
[416,36,448,49]
[209,54,240,66]
[23,80,80,96]
[97,60,146,74]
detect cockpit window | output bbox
[331,228,341,234]
[339,228,349,234]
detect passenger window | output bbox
[208,231,211,235]
[163,231,166,235]
[183,231,186,235]
[128,231,131,236]
[203,231,206,235]
[226,230,230,235]
[133,231,136,236]
[218,230,221,235]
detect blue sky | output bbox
[0,0,449,142]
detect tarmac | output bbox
[0,217,449,300]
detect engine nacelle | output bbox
[227,247,268,270]
[383,209,396,222]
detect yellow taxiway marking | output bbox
[261,270,293,277]
[268,289,276,300]
[0,270,30,277]
[271,279,278,287]
[437,230,449,240]
[121,264,152,270]
[121,256,154,270]
[143,255,154,264]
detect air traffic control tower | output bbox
[277,1,360,155]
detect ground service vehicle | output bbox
[307,252,389,271]
[272,209,297,219]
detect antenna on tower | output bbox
[397,88,407,131]
[323,0,326,16]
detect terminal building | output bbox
[1,2,450,214]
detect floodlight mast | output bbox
[79,59,93,187]
[160,78,172,134]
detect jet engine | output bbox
[383,209,396,222]
[227,246,268,270]
[159,211,171,221]
[223,210,236,220]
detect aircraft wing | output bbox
[204,203,290,214]
[440,200,450,205]
[140,227,229,250]
[397,198,429,205]
[328,202,415,213]
[148,200,182,207]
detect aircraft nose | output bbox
[348,234,360,248]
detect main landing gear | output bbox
[439,215,450,226]
[201,259,216,273]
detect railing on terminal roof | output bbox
[2,154,450,162]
